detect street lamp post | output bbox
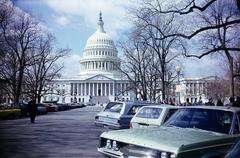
[176,65,181,106]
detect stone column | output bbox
[67,83,71,95]
[113,83,115,96]
[96,83,99,96]
[88,83,91,95]
[77,83,79,96]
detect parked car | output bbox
[130,105,180,128]
[83,102,95,106]
[224,137,240,158]
[56,103,71,111]
[0,105,21,119]
[98,106,240,158]
[36,104,47,115]
[94,101,171,129]
[42,104,58,112]
[10,103,28,117]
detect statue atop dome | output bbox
[97,11,105,33]
[99,11,102,21]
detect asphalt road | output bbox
[0,105,109,158]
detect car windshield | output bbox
[164,108,233,134]
[136,107,162,119]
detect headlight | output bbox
[161,152,176,158]
[106,139,111,149]
[161,152,168,158]
[170,154,176,158]
[112,141,119,151]
[105,140,119,151]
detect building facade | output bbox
[41,13,132,104]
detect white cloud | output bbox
[52,15,70,26]
[60,54,81,78]
[43,0,131,38]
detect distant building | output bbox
[171,76,228,105]
[41,12,132,104]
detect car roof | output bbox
[181,106,240,112]
[139,105,179,109]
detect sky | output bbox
[13,0,223,79]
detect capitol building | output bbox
[42,13,132,104]
[41,13,223,105]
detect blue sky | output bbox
[14,0,222,78]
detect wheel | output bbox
[8,113,15,120]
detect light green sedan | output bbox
[98,106,240,158]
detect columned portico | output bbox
[41,12,132,104]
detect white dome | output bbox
[78,12,122,80]
[85,12,115,48]
[86,32,114,46]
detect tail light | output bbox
[95,116,99,120]
[130,122,132,128]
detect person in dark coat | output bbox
[233,97,240,107]
[205,98,215,106]
[216,99,223,106]
[28,97,38,123]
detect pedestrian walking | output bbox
[28,97,38,123]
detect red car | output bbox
[42,104,58,112]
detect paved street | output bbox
[0,106,108,158]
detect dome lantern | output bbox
[97,11,105,33]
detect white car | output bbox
[94,101,170,129]
[130,105,179,128]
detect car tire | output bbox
[8,113,15,120]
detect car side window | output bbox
[150,108,161,118]
[136,107,151,118]
[129,105,143,115]
[109,103,123,113]
[135,107,163,118]
[104,102,119,111]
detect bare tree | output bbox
[131,0,240,98]
[204,77,229,102]
[0,1,70,103]
[117,28,154,101]
[118,2,185,101]
[24,33,70,103]
[0,2,43,102]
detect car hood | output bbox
[101,126,233,152]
